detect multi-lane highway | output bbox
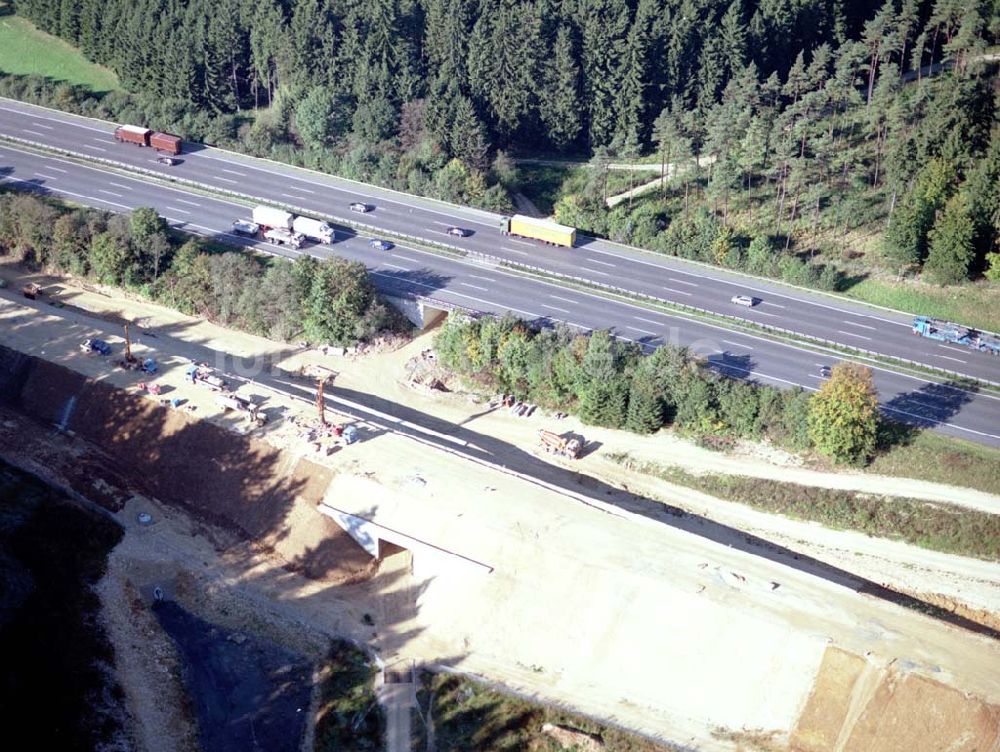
[2,139,999,446]
[2,99,998,383]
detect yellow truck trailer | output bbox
[500,214,576,247]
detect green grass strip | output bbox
[608,453,1000,562]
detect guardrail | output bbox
[463,250,1000,389]
[4,133,996,388]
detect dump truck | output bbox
[216,394,266,426]
[500,215,576,248]
[263,228,304,249]
[292,216,336,244]
[185,365,227,391]
[252,206,294,230]
[912,316,1000,355]
[538,429,582,459]
[114,124,151,146]
[149,132,182,154]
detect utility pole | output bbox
[123,322,133,363]
[316,378,327,427]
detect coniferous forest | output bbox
[6,0,1000,290]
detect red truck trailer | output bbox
[150,132,182,155]
[114,124,151,146]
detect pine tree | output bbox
[540,25,583,152]
[579,0,630,147]
[450,96,490,171]
[924,193,975,284]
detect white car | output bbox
[730,294,757,307]
[349,202,371,213]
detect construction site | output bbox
[1,268,999,752]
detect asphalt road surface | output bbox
[1,98,998,384]
[1,140,999,447]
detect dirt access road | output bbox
[2,268,994,620]
[1,268,999,749]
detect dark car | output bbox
[819,365,832,378]
[350,202,372,213]
[446,226,470,238]
[369,238,392,251]
[81,338,112,355]
[156,156,177,166]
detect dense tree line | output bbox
[8,0,999,287]
[435,313,881,464]
[0,192,404,344]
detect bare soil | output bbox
[1,267,999,751]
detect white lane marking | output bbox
[175,198,201,207]
[221,168,246,176]
[108,182,132,190]
[33,173,58,180]
[469,274,495,282]
[881,405,1000,439]
[381,262,408,270]
[0,105,108,133]
[843,320,877,331]
[541,304,570,313]
[938,344,969,353]
[837,330,872,341]
[590,259,616,267]
[216,176,238,184]
[628,326,658,335]
[549,295,577,304]
[98,189,123,197]
[503,247,530,255]
[581,267,611,277]
[722,340,752,349]
[508,239,534,246]
[164,206,190,214]
[634,316,665,325]
[584,245,909,327]
[369,270,544,320]
[460,283,488,291]
[46,166,66,173]
[286,186,315,194]
[668,277,698,286]
[761,302,786,309]
[935,355,968,364]
[281,193,305,200]
[662,286,693,296]
[21,129,48,137]
[749,309,779,317]
[81,193,130,209]
[29,122,53,130]
[392,255,420,264]
[92,136,110,143]
[82,144,106,152]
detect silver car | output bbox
[730,294,757,307]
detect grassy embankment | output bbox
[313,640,383,751]
[0,14,119,92]
[609,453,1000,562]
[867,429,1000,497]
[414,671,674,751]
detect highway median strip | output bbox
[3,133,997,394]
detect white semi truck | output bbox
[245,206,335,246]
[292,216,336,244]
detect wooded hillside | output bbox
[8,0,1000,288]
